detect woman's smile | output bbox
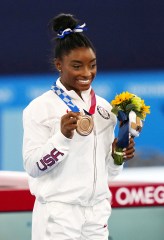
[77,79,90,84]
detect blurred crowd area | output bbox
[126,152,164,168]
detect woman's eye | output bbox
[73,65,81,69]
[91,63,97,69]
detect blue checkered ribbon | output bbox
[51,84,80,112]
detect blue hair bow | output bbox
[57,23,87,39]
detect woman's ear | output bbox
[54,58,62,72]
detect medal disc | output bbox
[76,115,94,136]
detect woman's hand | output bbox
[112,137,135,162]
[61,111,80,139]
[122,137,135,160]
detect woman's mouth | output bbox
[77,79,90,85]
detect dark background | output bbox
[1,0,164,74]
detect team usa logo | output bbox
[36,148,64,171]
[97,105,110,119]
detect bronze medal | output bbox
[76,114,94,136]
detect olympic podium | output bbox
[0,167,164,240]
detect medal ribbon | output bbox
[51,83,96,114]
[89,89,96,114]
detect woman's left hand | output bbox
[112,137,135,161]
[122,137,135,161]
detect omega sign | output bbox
[110,184,164,207]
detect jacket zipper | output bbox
[88,123,97,202]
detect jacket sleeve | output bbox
[106,128,124,182]
[22,103,71,178]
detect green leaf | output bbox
[111,108,118,116]
[135,112,144,120]
[125,103,136,112]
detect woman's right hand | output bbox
[61,111,80,139]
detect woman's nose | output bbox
[82,67,91,77]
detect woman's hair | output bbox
[49,13,96,59]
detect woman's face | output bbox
[55,47,97,96]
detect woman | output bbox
[23,13,135,240]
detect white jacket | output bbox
[23,79,123,206]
